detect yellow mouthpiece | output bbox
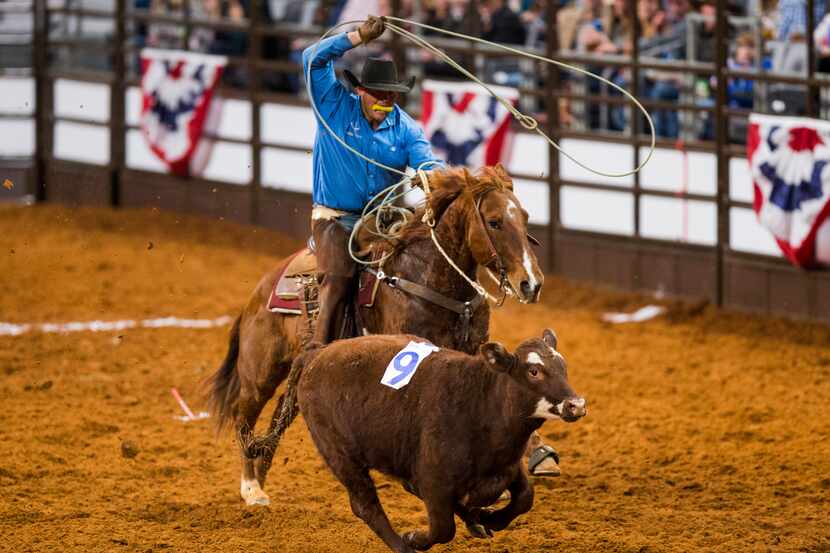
[372,104,393,112]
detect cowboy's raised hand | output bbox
[358,15,385,45]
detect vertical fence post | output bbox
[390,0,404,67]
[806,0,817,117]
[33,0,48,202]
[714,0,728,307]
[110,0,126,207]
[545,0,560,275]
[630,0,641,241]
[249,0,262,225]
[183,0,192,50]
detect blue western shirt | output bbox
[302,33,441,212]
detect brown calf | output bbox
[295,329,586,552]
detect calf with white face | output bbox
[482,328,587,423]
[296,329,586,553]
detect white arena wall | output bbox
[0,76,780,259]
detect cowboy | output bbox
[301,16,443,344]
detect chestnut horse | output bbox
[207,165,545,506]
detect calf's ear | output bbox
[479,342,516,372]
[542,328,558,350]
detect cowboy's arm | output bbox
[301,33,356,119]
[406,124,444,176]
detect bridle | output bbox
[472,187,510,307]
[418,169,516,305]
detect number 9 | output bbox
[389,351,419,385]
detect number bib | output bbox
[380,341,439,390]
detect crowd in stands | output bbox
[133,0,830,141]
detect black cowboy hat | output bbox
[344,58,415,94]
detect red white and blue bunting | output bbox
[421,79,518,168]
[748,113,830,268]
[140,49,227,177]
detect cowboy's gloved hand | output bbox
[412,170,432,191]
[358,15,385,45]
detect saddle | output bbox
[267,248,382,315]
[267,209,409,316]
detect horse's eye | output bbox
[488,220,502,230]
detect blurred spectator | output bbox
[480,0,526,85]
[147,0,185,49]
[758,0,779,40]
[638,0,667,40]
[261,0,323,93]
[188,0,219,53]
[480,0,526,45]
[638,0,693,138]
[726,32,757,109]
[422,0,474,79]
[557,0,610,51]
[777,0,827,41]
[769,23,808,114]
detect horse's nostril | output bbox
[520,281,532,296]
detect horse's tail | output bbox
[206,314,242,433]
[247,341,325,466]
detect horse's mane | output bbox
[396,165,514,245]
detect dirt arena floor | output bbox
[1,204,829,553]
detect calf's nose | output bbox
[564,397,587,419]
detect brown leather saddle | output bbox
[267,210,408,315]
[267,248,381,315]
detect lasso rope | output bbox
[382,15,657,178]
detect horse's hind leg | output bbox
[236,383,278,506]
[235,342,290,506]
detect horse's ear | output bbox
[492,163,513,189]
[480,342,516,373]
[462,167,476,185]
[542,328,558,351]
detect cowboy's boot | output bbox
[313,274,351,344]
[525,431,561,477]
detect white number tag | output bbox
[380,341,439,390]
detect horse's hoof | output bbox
[244,494,271,506]
[466,522,493,539]
[241,478,271,506]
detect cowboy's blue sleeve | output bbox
[406,123,444,172]
[302,33,352,120]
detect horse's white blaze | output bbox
[526,352,545,366]
[531,398,561,420]
[507,199,520,221]
[571,397,586,409]
[522,248,539,289]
